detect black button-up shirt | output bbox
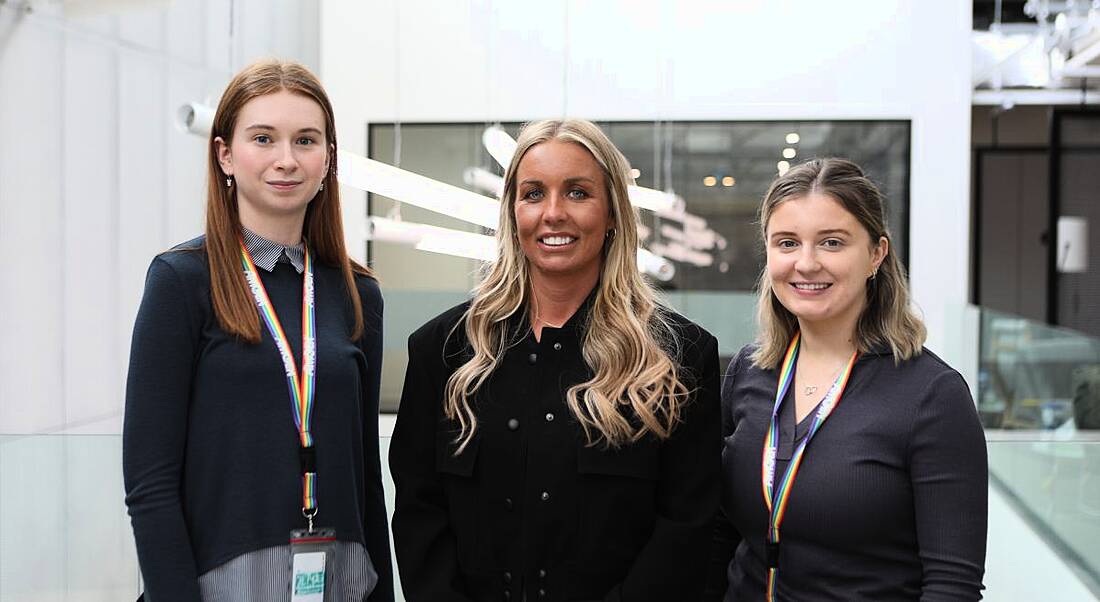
[390,294,721,602]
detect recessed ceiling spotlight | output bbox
[703,175,717,187]
[785,132,800,144]
[630,168,641,179]
[777,160,791,175]
[782,148,797,159]
[721,176,735,187]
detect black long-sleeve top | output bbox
[122,236,394,601]
[708,345,987,601]
[389,296,722,602]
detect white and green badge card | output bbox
[291,551,326,602]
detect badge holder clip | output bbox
[290,511,336,602]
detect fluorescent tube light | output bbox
[367,217,496,262]
[649,242,714,268]
[339,150,501,230]
[482,126,519,171]
[463,167,505,198]
[638,249,676,281]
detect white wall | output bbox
[321,0,974,362]
[0,1,319,435]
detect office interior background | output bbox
[0,0,1098,599]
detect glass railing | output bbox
[0,434,141,600]
[978,306,1100,599]
[3,306,1099,600]
[987,437,1100,600]
[2,433,1098,601]
[977,307,1100,431]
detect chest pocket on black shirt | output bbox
[575,439,660,564]
[435,426,487,571]
[435,427,479,477]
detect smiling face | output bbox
[215,89,329,224]
[766,192,887,334]
[513,139,613,290]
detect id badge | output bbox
[290,528,336,602]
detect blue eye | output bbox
[254,134,271,144]
[567,188,589,200]
[523,189,544,201]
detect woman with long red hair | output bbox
[123,60,393,602]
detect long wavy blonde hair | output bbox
[751,158,926,368]
[444,119,689,452]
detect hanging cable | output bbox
[390,0,403,220]
[561,0,570,118]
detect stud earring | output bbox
[319,181,325,192]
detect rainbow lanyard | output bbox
[760,332,857,602]
[240,239,319,527]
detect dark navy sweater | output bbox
[123,237,393,601]
[708,345,988,601]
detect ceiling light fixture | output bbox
[777,160,791,175]
[463,167,505,198]
[721,176,735,187]
[782,148,797,159]
[785,132,800,144]
[367,216,497,261]
[649,241,714,267]
[338,151,501,230]
[482,126,518,171]
[703,176,717,187]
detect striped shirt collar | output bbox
[241,228,305,274]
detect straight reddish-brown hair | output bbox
[205,59,370,343]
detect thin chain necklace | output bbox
[533,311,566,329]
[799,361,846,397]
[531,298,568,330]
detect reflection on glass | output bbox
[978,308,1100,431]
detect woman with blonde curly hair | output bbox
[390,119,721,601]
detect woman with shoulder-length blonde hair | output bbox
[123,59,393,602]
[707,158,987,601]
[390,118,721,601]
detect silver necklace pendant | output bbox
[804,385,818,396]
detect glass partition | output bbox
[978,308,1100,431]
[979,307,1100,597]
[0,434,141,600]
[987,437,1100,598]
